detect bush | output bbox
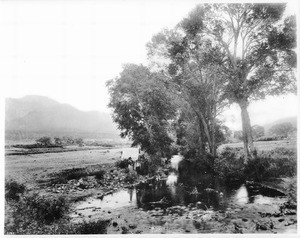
[5,180,26,201]
[244,147,297,181]
[51,168,88,184]
[137,154,163,175]
[115,159,131,169]
[214,147,245,183]
[5,187,110,235]
[124,171,138,183]
[90,170,106,180]
[5,207,109,235]
[24,194,69,224]
[5,193,69,234]
[72,220,110,234]
[256,136,283,141]
[215,147,297,183]
[36,136,53,147]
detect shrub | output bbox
[124,171,138,183]
[256,136,283,141]
[5,180,26,201]
[91,170,106,180]
[214,147,245,183]
[115,159,131,169]
[215,147,297,183]
[36,136,53,147]
[245,147,297,181]
[137,154,163,175]
[51,168,88,184]
[5,213,109,235]
[72,220,110,234]
[5,193,69,234]
[23,194,69,224]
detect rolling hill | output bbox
[5,95,121,144]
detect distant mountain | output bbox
[5,95,119,135]
[264,116,297,134]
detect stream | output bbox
[70,155,288,224]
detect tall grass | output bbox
[5,179,26,201]
[5,180,109,234]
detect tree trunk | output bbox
[198,111,212,153]
[239,99,254,163]
[211,102,217,157]
[198,120,205,156]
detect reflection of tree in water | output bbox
[128,189,133,203]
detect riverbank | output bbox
[69,178,297,234]
[5,146,297,234]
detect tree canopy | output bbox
[107,3,296,163]
[107,64,176,157]
[147,3,296,161]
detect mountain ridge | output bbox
[5,95,118,134]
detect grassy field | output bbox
[5,147,139,189]
[6,140,297,188]
[219,139,297,151]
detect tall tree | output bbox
[178,3,296,161]
[106,64,176,157]
[147,27,227,157]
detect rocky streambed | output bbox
[68,173,297,234]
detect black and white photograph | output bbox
[1,0,298,235]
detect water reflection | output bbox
[234,185,249,205]
[166,172,178,186]
[170,155,183,171]
[75,170,287,212]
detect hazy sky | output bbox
[0,0,298,130]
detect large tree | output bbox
[147,29,227,157]
[178,3,296,161]
[107,64,176,157]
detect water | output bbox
[72,155,287,217]
[73,175,287,215]
[166,172,178,186]
[170,155,183,170]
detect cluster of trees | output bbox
[107,3,296,164]
[36,136,84,147]
[269,122,296,138]
[234,122,297,141]
[234,125,265,141]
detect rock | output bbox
[129,224,137,229]
[285,210,296,215]
[112,221,118,227]
[278,218,285,222]
[242,218,248,222]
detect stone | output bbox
[129,224,137,229]
[112,221,118,227]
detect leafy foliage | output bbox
[107,64,176,156]
[252,125,265,140]
[169,3,296,159]
[214,147,297,183]
[245,148,297,181]
[36,136,53,146]
[5,180,26,201]
[268,122,296,138]
[5,187,109,234]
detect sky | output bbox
[0,0,298,131]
